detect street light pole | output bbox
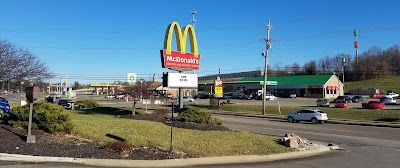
[140,79,144,101]
[262,21,272,115]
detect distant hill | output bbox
[345,76,400,94]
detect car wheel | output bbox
[0,108,5,117]
[318,120,324,124]
[287,116,294,123]
[311,118,318,124]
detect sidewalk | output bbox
[209,110,400,128]
[0,145,339,167]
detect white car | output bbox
[174,96,195,102]
[380,97,396,105]
[265,94,277,100]
[285,109,328,124]
[384,93,399,98]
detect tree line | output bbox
[1,36,399,93]
[268,44,400,82]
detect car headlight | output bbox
[6,106,10,109]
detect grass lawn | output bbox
[345,76,400,93]
[69,107,292,157]
[215,104,400,123]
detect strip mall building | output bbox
[198,71,344,98]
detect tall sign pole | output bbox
[354,29,359,63]
[160,21,201,110]
[262,21,272,115]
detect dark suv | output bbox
[336,96,352,103]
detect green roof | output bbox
[240,75,333,85]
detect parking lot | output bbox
[194,96,400,110]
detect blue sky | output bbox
[1,0,399,84]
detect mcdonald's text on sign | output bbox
[160,21,201,71]
[161,50,200,70]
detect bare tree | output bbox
[0,39,54,90]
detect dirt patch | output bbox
[0,124,200,160]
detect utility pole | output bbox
[191,11,198,97]
[191,11,197,75]
[262,21,272,115]
[342,55,346,95]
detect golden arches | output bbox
[163,21,199,57]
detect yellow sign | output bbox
[215,87,223,95]
[163,21,199,57]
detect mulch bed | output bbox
[0,124,200,160]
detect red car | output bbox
[362,101,385,109]
[335,101,347,108]
[370,93,384,99]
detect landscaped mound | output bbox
[2,102,73,133]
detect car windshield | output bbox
[0,97,7,103]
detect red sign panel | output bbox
[160,49,200,71]
[326,86,337,90]
[354,41,359,48]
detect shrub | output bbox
[104,141,134,157]
[175,106,211,124]
[212,117,223,125]
[4,102,73,133]
[76,100,100,108]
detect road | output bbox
[190,114,400,168]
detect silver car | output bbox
[316,98,329,107]
[285,109,328,124]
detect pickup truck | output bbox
[362,101,385,109]
[57,99,78,110]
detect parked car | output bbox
[194,94,208,99]
[45,95,55,103]
[384,93,399,99]
[370,93,384,99]
[285,109,328,124]
[223,94,234,99]
[57,99,76,109]
[351,96,364,103]
[335,100,347,108]
[182,96,194,102]
[335,96,352,103]
[0,97,11,117]
[283,93,297,98]
[379,97,396,105]
[243,94,254,100]
[362,101,385,109]
[316,98,330,107]
[265,94,277,100]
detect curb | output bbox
[210,111,400,128]
[0,153,77,163]
[0,146,339,167]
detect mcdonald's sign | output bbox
[160,21,201,71]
